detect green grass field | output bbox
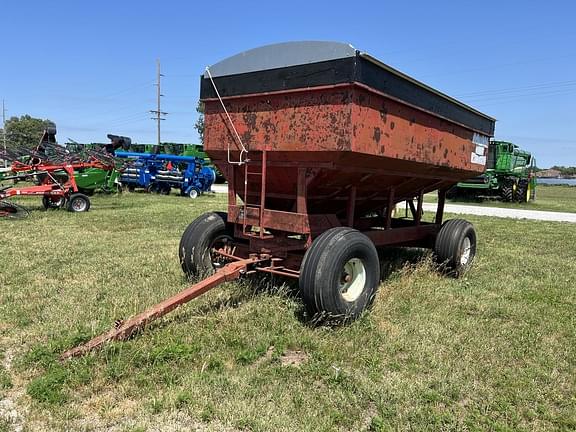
[1,192,575,431]
[425,185,576,214]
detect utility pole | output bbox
[2,99,6,168]
[150,59,167,151]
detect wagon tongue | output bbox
[60,256,264,360]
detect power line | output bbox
[455,79,576,99]
[465,88,576,107]
[107,113,150,128]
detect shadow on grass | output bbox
[81,247,432,344]
[296,247,430,327]
[150,273,300,332]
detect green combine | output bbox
[448,140,537,202]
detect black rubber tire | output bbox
[434,219,476,277]
[299,227,380,321]
[179,212,232,277]
[127,184,136,192]
[67,193,91,213]
[500,178,515,202]
[147,183,160,194]
[515,179,529,203]
[42,195,66,209]
[160,185,171,195]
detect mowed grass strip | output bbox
[0,192,575,431]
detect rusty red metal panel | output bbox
[202,81,489,232]
[350,86,482,173]
[204,87,353,154]
[228,205,311,234]
[203,84,486,177]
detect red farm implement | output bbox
[62,41,495,359]
[1,130,117,216]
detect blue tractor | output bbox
[115,151,215,198]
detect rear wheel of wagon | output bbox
[433,219,476,277]
[179,212,234,277]
[300,227,380,321]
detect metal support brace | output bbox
[296,168,307,214]
[436,188,446,225]
[385,187,395,229]
[416,191,424,226]
[346,186,357,227]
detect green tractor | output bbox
[448,140,537,203]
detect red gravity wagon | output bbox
[63,41,495,358]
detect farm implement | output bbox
[0,138,118,218]
[115,151,216,198]
[447,140,537,202]
[63,41,495,359]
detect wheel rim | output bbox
[189,189,198,199]
[210,235,234,269]
[460,237,472,266]
[340,258,367,302]
[52,197,65,208]
[526,184,531,201]
[72,198,87,212]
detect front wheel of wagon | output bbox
[433,219,476,277]
[179,212,234,277]
[300,227,380,321]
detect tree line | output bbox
[546,166,576,177]
[1,115,55,151]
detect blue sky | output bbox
[1,0,575,167]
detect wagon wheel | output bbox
[433,219,476,277]
[179,212,234,277]
[299,227,381,321]
[0,201,30,219]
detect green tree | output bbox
[4,115,55,151]
[194,101,205,145]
